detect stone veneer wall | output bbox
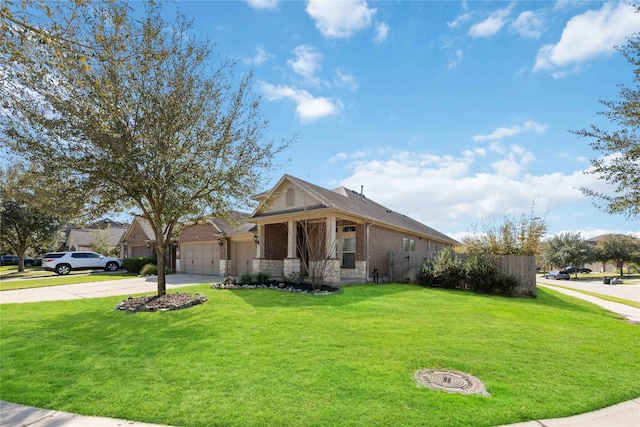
[340,261,367,281]
[309,259,340,284]
[284,258,301,277]
[220,259,228,276]
[253,259,284,278]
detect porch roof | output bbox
[251,174,458,245]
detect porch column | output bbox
[256,224,265,259]
[287,220,297,258]
[326,216,336,258]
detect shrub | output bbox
[123,257,157,274]
[255,272,269,284]
[493,273,519,296]
[239,272,253,284]
[465,255,498,294]
[140,263,158,276]
[431,247,465,289]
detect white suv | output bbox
[42,251,123,275]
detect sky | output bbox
[73,1,640,240]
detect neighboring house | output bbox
[248,174,458,284]
[177,213,256,276]
[63,219,128,253]
[119,216,176,270]
[584,234,634,274]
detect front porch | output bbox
[251,216,368,285]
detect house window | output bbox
[343,226,356,232]
[403,238,415,251]
[342,238,356,268]
[286,188,295,207]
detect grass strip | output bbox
[0,272,136,291]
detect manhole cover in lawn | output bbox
[414,369,490,396]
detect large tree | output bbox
[541,232,595,277]
[1,0,288,295]
[573,29,640,219]
[595,234,640,277]
[0,165,67,271]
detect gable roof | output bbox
[251,174,458,245]
[67,227,126,249]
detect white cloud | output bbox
[374,22,389,43]
[511,10,544,39]
[306,0,377,39]
[534,2,640,74]
[333,146,608,235]
[448,12,471,29]
[246,0,278,10]
[245,45,273,66]
[471,120,547,143]
[260,82,342,124]
[288,45,323,85]
[448,49,463,69]
[335,68,359,92]
[469,3,514,38]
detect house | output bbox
[584,234,635,274]
[248,174,458,284]
[175,175,457,283]
[177,212,256,276]
[119,216,176,270]
[63,219,128,254]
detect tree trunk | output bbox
[17,246,27,273]
[156,242,167,296]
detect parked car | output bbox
[544,270,571,280]
[41,251,123,275]
[565,266,592,274]
[0,255,36,267]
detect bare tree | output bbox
[294,220,338,289]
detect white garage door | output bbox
[182,242,218,275]
[232,241,254,276]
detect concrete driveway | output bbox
[0,274,221,304]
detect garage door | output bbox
[232,241,254,276]
[182,242,218,275]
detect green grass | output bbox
[0,272,137,291]
[0,265,51,279]
[540,283,640,309]
[1,284,639,427]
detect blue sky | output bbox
[167,1,638,240]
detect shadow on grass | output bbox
[227,282,424,308]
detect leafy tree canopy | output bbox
[595,234,640,277]
[541,232,595,277]
[574,26,640,219]
[1,0,290,294]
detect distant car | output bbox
[41,251,123,275]
[544,270,571,280]
[0,255,36,267]
[578,267,592,274]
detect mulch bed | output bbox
[115,292,208,312]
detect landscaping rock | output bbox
[115,292,208,312]
[210,282,340,295]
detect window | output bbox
[342,238,356,268]
[286,188,295,206]
[343,226,356,232]
[403,238,415,251]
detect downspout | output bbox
[366,220,375,282]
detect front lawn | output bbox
[1,284,638,427]
[0,272,137,291]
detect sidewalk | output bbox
[2,398,639,427]
[0,273,220,304]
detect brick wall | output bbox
[180,223,219,243]
[265,223,287,260]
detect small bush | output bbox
[224,276,237,285]
[239,272,253,284]
[465,255,498,294]
[255,272,269,284]
[140,263,158,276]
[124,257,157,274]
[493,273,519,296]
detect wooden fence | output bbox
[388,251,536,297]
